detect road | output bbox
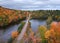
[13,14,31,43]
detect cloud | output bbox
[0,0,60,10]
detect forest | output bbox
[0,6,60,43]
[0,6,60,27]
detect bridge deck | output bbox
[13,14,31,43]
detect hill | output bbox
[0,6,29,27]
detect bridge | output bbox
[13,14,31,43]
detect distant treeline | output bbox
[31,10,60,21]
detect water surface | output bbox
[30,19,46,32]
[0,19,46,43]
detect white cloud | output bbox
[13,0,23,2]
[33,1,44,5]
[0,0,60,10]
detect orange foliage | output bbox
[19,14,22,19]
[50,22,60,34]
[49,22,60,43]
[45,22,60,43]
[11,31,19,38]
[0,6,27,26]
[15,16,19,19]
[50,22,57,29]
[56,22,60,33]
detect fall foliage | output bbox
[11,31,19,38]
[0,6,29,27]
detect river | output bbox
[30,19,46,32]
[0,19,46,43]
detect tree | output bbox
[38,25,48,43]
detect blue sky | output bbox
[0,0,60,10]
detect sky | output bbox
[0,0,60,10]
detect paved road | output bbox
[13,14,31,43]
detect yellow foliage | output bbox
[45,30,51,39]
[45,29,55,39]
[55,16,58,18]
[38,25,47,32]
